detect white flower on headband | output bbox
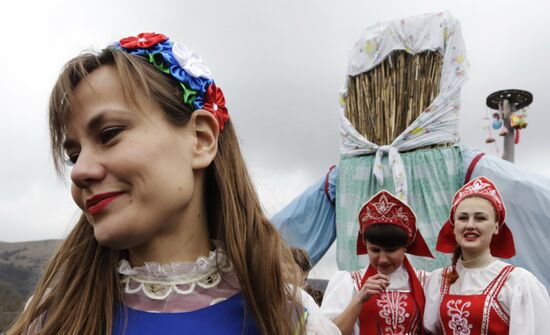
[172,42,213,79]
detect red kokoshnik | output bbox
[356,190,434,258]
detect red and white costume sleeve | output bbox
[424,259,550,335]
[424,176,550,334]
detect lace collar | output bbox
[118,248,235,300]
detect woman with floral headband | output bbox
[321,190,433,335]
[7,33,339,335]
[423,176,550,334]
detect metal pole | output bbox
[501,99,515,162]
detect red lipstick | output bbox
[85,192,124,215]
[463,231,480,242]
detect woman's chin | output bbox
[376,265,395,275]
[458,239,488,254]
[93,230,133,250]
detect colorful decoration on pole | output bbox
[485,89,533,162]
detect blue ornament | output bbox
[492,119,502,130]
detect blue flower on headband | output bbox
[114,32,229,130]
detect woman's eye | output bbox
[65,152,79,166]
[99,127,123,144]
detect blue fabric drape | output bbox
[271,167,337,265]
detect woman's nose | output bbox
[378,253,390,263]
[465,217,476,228]
[70,150,106,189]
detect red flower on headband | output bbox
[119,32,168,49]
[203,84,229,130]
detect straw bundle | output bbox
[345,50,443,145]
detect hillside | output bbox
[0,240,59,331]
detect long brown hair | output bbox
[8,49,303,335]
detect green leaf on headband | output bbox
[180,83,198,104]
[148,53,170,74]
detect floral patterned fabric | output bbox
[339,11,469,201]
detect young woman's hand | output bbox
[334,273,390,335]
[354,273,390,304]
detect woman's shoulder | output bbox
[473,260,538,285]
[325,269,367,293]
[506,264,548,289]
[423,266,445,282]
[321,270,361,316]
[326,270,355,286]
[413,268,434,286]
[421,266,446,294]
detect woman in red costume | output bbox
[424,176,550,334]
[322,190,433,335]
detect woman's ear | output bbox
[190,109,219,169]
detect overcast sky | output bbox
[1,0,549,278]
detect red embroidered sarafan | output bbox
[351,258,426,335]
[439,265,515,335]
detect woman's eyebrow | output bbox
[62,110,132,149]
[62,112,107,149]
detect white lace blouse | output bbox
[118,249,341,334]
[423,259,550,335]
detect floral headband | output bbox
[114,32,229,131]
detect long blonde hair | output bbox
[8,49,303,335]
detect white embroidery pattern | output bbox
[446,299,473,335]
[456,179,504,212]
[373,194,397,215]
[492,301,510,326]
[376,290,409,335]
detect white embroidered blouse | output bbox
[423,259,550,335]
[118,249,341,334]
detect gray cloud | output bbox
[1,0,549,278]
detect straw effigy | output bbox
[345,50,443,145]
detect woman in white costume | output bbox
[322,190,433,335]
[424,176,550,334]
